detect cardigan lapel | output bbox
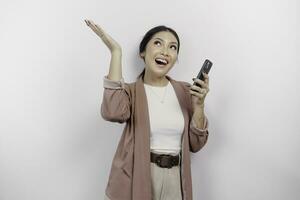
[132,76,152,199]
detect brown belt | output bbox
[150,152,180,169]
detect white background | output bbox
[0,0,299,199]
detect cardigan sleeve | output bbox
[100,75,131,123]
[189,114,209,153]
[180,81,210,153]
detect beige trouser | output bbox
[104,151,182,200]
[150,160,182,200]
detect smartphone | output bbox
[193,59,213,88]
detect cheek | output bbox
[144,48,155,59]
[171,54,178,63]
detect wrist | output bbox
[111,49,122,55]
[195,103,205,110]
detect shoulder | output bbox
[177,80,191,87]
[167,75,191,88]
[174,80,192,91]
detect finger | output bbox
[201,73,209,89]
[202,72,209,84]
[202,83,209,90]
[190,85,201,92]
[190,87,206,95]
[89,25,100,35]
[192,78,205,86]
[95,24,104,34]
[198,88,207,94]
[202,72,209,78]
[89,19,95,25]
[189,90,205,98]
[189,89,199,96]
[84,19,90,26]
[87,22,104,38]
[194,79,208,90]
[94,24,106,37]
[86,21,97,30]
[88,20,100,31]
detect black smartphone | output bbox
[193,59,213,87]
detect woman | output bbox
[85,19,210,200]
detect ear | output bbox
[140,51,145,58]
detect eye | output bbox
[154,40,177,50]
[154,41,161,46]
[170,45,177,50]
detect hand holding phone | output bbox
[193,59,213,88]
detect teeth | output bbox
[155,58,168,64]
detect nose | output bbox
[161,47,169,57]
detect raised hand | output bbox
[84,19,122,53]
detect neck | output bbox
[143,72,169,87]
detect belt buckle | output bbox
[156,154,172,168]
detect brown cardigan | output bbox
[101,74,209,200]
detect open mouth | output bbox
[155,58,168,66]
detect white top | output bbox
[144,81,185,155]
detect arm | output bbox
[100,75,131,123]
[100,51,131,123]
[84,20,131,123]
[189,105,209,153]
[181,81,210,153]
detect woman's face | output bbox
[140,31,179,77]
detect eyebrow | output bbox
[154,37,178,46]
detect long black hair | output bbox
[137,25,180,79]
